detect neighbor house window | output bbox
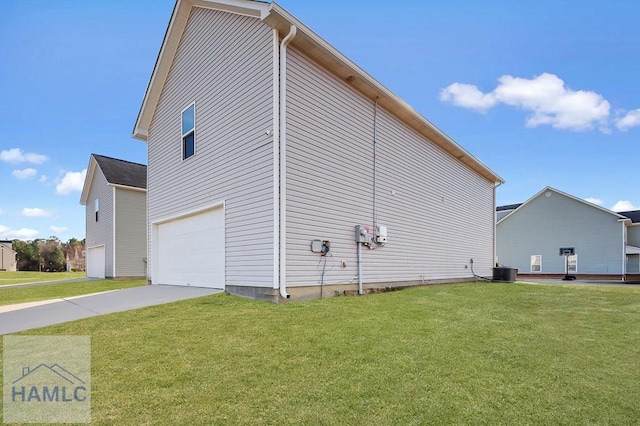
[567,254,577,273]
[95,198,99,222]
[182,103,195,160]
[531,255,542,272]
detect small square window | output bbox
[182,103,195,160]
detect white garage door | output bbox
[155,207,225,289]
[87,246,105,278]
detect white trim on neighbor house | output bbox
[627,245,640,255]
[622,220,627,276]
[565,254,578,273]
[498,187,629,225]
[109,184,147,193]
[531,255,542,273]
[112,186,117,277]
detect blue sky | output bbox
[1,0,639,240]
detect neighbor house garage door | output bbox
[87,246,105,278]
[155,207,225,289]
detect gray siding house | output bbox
[0,240,17,271]
[133,0,503,301]
[80,154,147,279]
[497,187,640,280]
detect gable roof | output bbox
[496,186,630,225]
[80,154,147,205]
[132,0,504,185]
[619,210,640,224]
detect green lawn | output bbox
[0,279,146,306]
[2,283,639,425]
[0,270,86,286]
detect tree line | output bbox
[12,237,85,272]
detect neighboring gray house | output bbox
[0,240,17,271]
[132,0,504,301]
[497,187,640,280]
[80,154,147,279]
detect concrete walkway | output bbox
[0,277,94,289]
[0,285,222,335]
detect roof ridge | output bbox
[92,153,147,168]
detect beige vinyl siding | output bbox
[286,47,495,287]
[114,188,147,277]
[85,168,114,276]
[146,7,274,287]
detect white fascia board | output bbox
[108,184,148,193]
[133,0,269,141]
[499,186,629,225]
[265,2,503,185]
[626,245,640,255]
[79,156,99,205]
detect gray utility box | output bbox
[492,267,518,282]
[355,225,373,244]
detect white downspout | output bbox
[272,28,280,291]
[622,221,627,281]
[279,25,297,300]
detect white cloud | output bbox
[611,201,639,212]
[12,168,37,180]
[50,225,69,234]
[38,175,48,183]
[0,148,48,164]
[56,169,87,195]
[0,225,39,240]
[440,73,610,132]
[615,109,640,131]
[0,209,4,215]
[439,83,497,111]
[584,197,603,206]
[21,207,52,218]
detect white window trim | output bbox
[95,198,100,222]
[181,102,196,161]
[566,254,578,273]
[531,255,542,273]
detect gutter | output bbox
[278,25,297,300]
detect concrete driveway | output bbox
[0,285,222,335]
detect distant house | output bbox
[66,246,86,272]
[497,187,640,280]
[0,240,17,271]
[80,154,147,279]
[132,0,503,301]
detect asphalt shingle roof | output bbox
[496,203,522,211]
[619,210,640,223]
[93,154,147,190]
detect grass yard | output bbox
[0,279,146,306]
[2,282,639,424]
[0,270,86,286]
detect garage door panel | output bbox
[156,208,225,289]
[87,246,105,279]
